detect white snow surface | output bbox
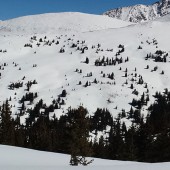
[0,12,170,127]
[0,145,170,170]
[0,12,131,34]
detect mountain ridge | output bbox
[0,12,131,34]
[103,0,170,23]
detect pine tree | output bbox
[61,89,67,97]
[124,124,137,161]
[68,106,93,166]
[125,72,127,77]
[85,57,89,64]
[0,100,15,145]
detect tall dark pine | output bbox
[68,106,93,166]
[0,100,15,145]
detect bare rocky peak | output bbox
[103,0,170,23]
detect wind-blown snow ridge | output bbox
[0,12,131,34]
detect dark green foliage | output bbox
[67,107,93,165]
[94,56,123,67]
[0,100,15,145]
[85,57,89,64]
[61,89,67,97]
[90,108,113,132]
[1,91,170,163]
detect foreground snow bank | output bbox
[0,145,170,170]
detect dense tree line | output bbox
[1,90,170,163]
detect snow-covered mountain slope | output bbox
[0,145,170,170]
[103,0,170,23]
[154,11,170,21]
[0,12,131,34]
[0,12,170,127]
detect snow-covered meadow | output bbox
[0,12,170,122]
[0,11,170,170]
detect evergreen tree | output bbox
[0,100,15,145]
[124,124,137,160]
[85,57,89,64]
[68,106,93,166]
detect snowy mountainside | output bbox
[154,11,170,21]
[0,12,131,34]
[0,145,170,170]
[0,12,170,128]
[103,0,170,23]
